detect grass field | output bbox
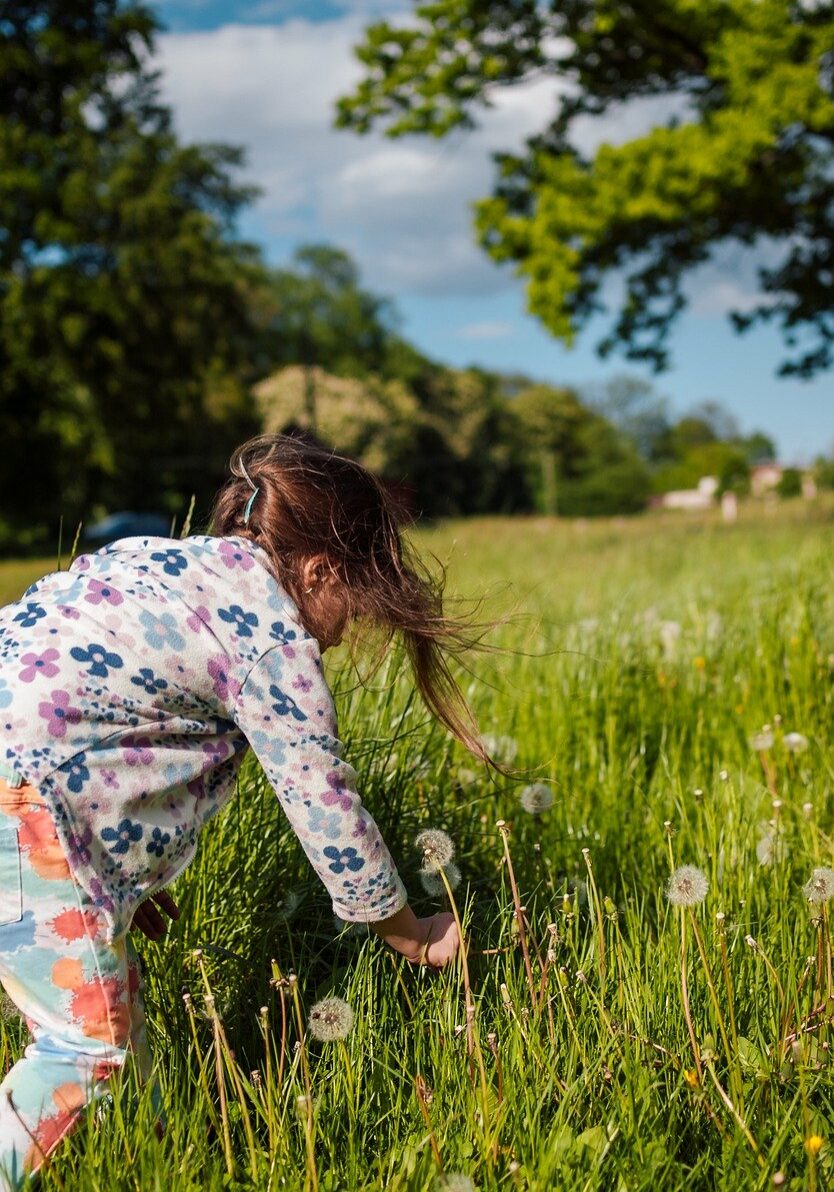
[2,502,834,1190]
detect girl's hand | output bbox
[130,891,181,941]
[369,905,462,969]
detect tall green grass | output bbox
[2,502,834,1189]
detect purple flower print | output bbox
[38,689,82,737]
[72,556,91,573]
[101,818,143,855]
[150,548,188,577]
[58,605,81,620]
[207,657,241,702]
[84,579,124,607]
[66,754,90,793]
[123,736,153,765]
[19,648,60,683]
[323,846,365,874]
[269,685,307,723]
[138,610,185,651]
[202,740,230,765]
[218,540,254,571]
[292,674,313,694]
[130,667,169,697]
[66,826,94,867]
[13,602,46,628]
[321,769,355,813]
[88,877,115,913]
[186,605,212,633]
[218,604,259,638]
[101,769,120,789]
[69,641,124,679]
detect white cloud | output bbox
[456,320,514,340]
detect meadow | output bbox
[2,501,834,1190]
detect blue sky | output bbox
[152,0,833,461]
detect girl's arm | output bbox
[368,904,460,968]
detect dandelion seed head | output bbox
[415,828,455,872]
[519,783,554,814]
[479,733,518,764]
[308,996,354,1042]
[456,767,479,787]
[332,914,371,939]
[436,1175,476,1192]
[803,867,834,905]
[277,889,301,919]
[719,768,729,781]
[419,861,462,897]
[748,730,774,752]
[784,731,809,753]
[666,865,708,907]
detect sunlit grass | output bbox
[2,500,834,1189]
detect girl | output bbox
[0,432,505,1188]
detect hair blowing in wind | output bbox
[208,432,529,775]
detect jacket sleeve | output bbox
[233,636,408,924]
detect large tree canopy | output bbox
[0,1,262,546]
[336,0,834,377]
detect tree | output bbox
[336,1,834,376]
[777,467,803,498]
[0,1,263,549]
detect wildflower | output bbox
[683,1069,699,1088]
[480,733,518,764]
[308,996,354,1042]
[783,731,809,753]
[419,861,462,897]
[436,1176,476,1192]
[666,865,708,907]
[748,730,774,752]
[414,828,455,872]
[806,1135,824,1156]
[802,867,834,905]
[519,783,554,814]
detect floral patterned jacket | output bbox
[0,534,407,941]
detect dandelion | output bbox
[748,730,774,752]
[806,1135,824,1156]
[519,783,554,814]
[455,767,478,786]
[415,828,455,872]
[783,731,809,753]
[436,1175,476,1192]
[719,768,729,782]
[666,865,709,907]
[419,861,461,897]
[802,867,834,905]
[659,620,681,657]
[277,889,301,919]
[307,996,354,1042]
[480,733,518,764]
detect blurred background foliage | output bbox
[2,1,832,555]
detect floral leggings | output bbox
[0,775,155,1190]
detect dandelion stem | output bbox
[689,912,741,1114]
[703,1060,764,1167]
[497,821,537,1003]
[679,912,703,1081]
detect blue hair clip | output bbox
[243,486,260,525]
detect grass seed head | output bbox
[802,867,834,905]
[519,783,554,814]
[666,865,708,907]
[419,860,462,896]
[415,828,455,872]
[308,996,354,1042]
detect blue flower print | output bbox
[146,826,171,857]
[66,754,91,793]
[101,818,144,855]
[139,610,185,651]
[130,667,169,697]
[269,621,298,645]
[150,548,188,577]
[307,806,344,841]
[269,685,307,722]
[13,603,46,628]
[69,642,124,679]
[0,679,11,710]
[323,846,365,875]
[218,604,258,638]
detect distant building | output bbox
[657,475,718,511]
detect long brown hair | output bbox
[207,432,525,776]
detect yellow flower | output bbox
[693,656,706,670]
[683,1069,699,1088]
[806,1135,824,1156]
